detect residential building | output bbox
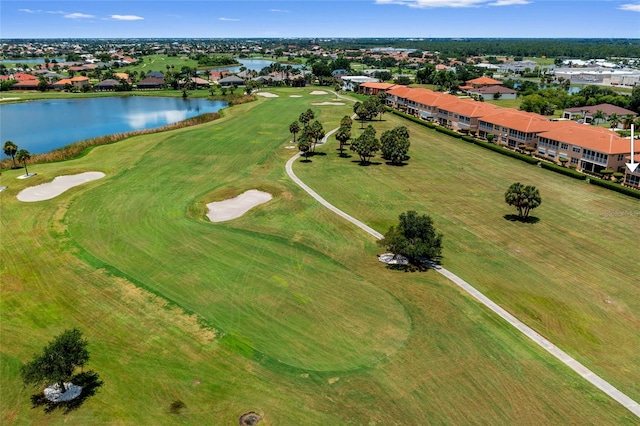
[562,103,637,125]
[467,85,517,100]
[537,123,631,173]
[624,155,640,189]
[478,109,554,149]
[358,82,398,96]
[340,76,379,92]
[436,99,499,132]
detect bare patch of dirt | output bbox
[239,411,262,425]
[328,377,340,384]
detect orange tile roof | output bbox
[479,109,554,133]
[466,76,503,86]
[539,124,629,154]
[437,98,499,117]
[54,78,73,86]
[406,89,457,107]
[385,85,413,97]
[71,76,89,81]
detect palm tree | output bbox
[335,125,351,157]
[16,149,31,176]
[621,114,636,130]
[608,113,620,129]
[591,109,605,125]
[504,182,542,220]
[289,121,300,143]
[3,140,18,168]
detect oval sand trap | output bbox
[310,90,328,95]
[17,172,105,202]
[207,190,272,222]
[312,102,345,106]
[289,95,302,98]
[256,92,279,98]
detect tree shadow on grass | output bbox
[300,158,313,163]
[385,161,410,167]
[503,214,540,224]
[30,371,103,414]
[351,160,382,167]
[309,151,326,157]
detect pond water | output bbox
[212,58,303,73]
[0,97,227,154]
[0,58,66,64]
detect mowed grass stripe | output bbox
[295,110,640,401]
[64,93,411,371]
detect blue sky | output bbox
[2,1,639,38]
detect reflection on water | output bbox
[0,97,226,154]
[127,110,189,128]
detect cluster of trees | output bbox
[192,53,238,67]
[289,109,326,159]
[519,85,640,116]
[306,55,351,78]
[350,125,411,165]
[3,140,31,173]
[353,93,387,125]
[415,63,485,91]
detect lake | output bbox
[213,58,303,73]
[0,58,66,64]
[0,97,227,154]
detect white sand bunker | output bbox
[312,102,345,106]
[44,383,82,402]
[256,92,279,98]
[310,90,328,95]
[17,171,105,202]
[289,95,302,98]
[207,190,272,222]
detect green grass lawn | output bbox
[1,88,638,424]
[296,111,640,403]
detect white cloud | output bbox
[270,9,289,13]
[64,13,95,19]
[375,0,528,7]
[619,3,640,12]
[219,17,240,21]
[489,0,530,5]
[18,8,37,13]
[111,14,144,21]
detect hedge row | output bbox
[589,178,640,199]
[391,108,640,199]
[539,161,587,180]
[470,139,540,165]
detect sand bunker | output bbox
[311,102,345,106]
[256,92,279,98]
[289,95,302,98]
[310,90,328,95]
[207,190,272,222]
[17,171,105,202]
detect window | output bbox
[618,154,625,161]
[573,146,581,153]
[538,148,546,154]
[548,150,556,158]
[561,143,569,150]
[571,158,579,164]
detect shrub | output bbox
[461,135,475,143]
[539,162,587,180]
[435,127,462,138]
[471,139,540,164]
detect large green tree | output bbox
[380,126,410,165]
[377,211,443,268]
[21,328,90,395]
[16,149,31,175]
[505,182,542,220]
[350,125,379,164]
[3,140,18,168]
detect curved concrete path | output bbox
[285,118,640,418]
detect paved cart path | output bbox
[285,118,640,419]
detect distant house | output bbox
[52,78,74,90]
[178,77,211,89]
[14,73,38,81]
[467,85,517,100]
[562,103,637,126]
[218,75,245,87]
[95,79,122,91]
[70,76,90,89]
[460,76,503,91]
[11,80,40,90]
[136,77,164,90]
[210,71,231,82]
